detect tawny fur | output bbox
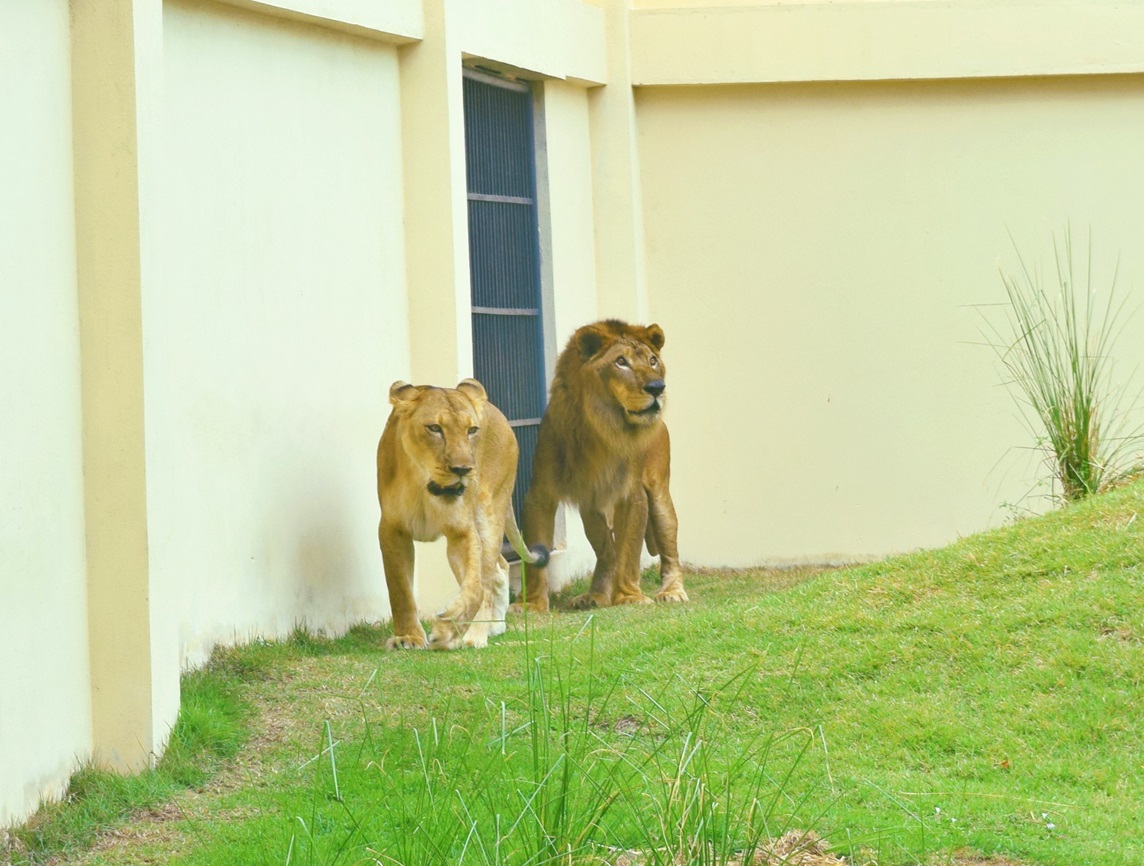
[376,379,535,650]
[518,320,687,611]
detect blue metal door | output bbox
[463,72,546,521]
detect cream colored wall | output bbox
[636,75,1144,565]
[0,0,92,828]
[155,0,410,667]
[628,1,1144,85]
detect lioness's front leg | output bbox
[611,490,654,606]
[379,522,426,649]
[430,529,485,650]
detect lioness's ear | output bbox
[389,381,419,406]
[644,324,665,351]
[577,327,605,360]
[456,378,488,408]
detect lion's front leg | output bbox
[611,490,654,607]
[647,485,688,604]
[430,529,486,650]
[644,428,688,603]
[379,522,427,649]
[513,485,556,613]
[569,507,620,610]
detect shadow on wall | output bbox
[288,470,385,633]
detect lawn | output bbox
[6,479,1143,866]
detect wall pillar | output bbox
[71,0,165,772]
[589,0,649,324]
[398,0,472,386]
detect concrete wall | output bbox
[0,0,92,829]
[636,75,1144,565]
[156,0,410,671]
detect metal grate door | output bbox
[463,71,546,522]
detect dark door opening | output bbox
[463,71,547,523]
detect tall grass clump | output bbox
[285,618,830,866]
[988,226,1143,501]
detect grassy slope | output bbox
[8,479,1143,866]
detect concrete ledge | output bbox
[211,0,423,44]
[454,0,607,85]
[630,1,1144,85]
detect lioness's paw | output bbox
[569,592,612,610]
[428,618,463,651]
[462,624,490,649]
[386,633,428,650]
[613,592,654,606]
[655,586,690,603]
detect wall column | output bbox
[71,0,165,772]
[588,0,649,323]
[398,0,472,385]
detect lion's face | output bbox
[389,380,487,499]
[578,323,667,428]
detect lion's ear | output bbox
[643,324,665,351]
[389,381,419,406]
[456,378,488,408]
[577,327,605,360]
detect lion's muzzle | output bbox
[629,398,662,418]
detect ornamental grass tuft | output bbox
[988,226,1143,501]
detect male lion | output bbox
[377,379,545,650]
[517,319,687,611]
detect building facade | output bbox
[4,0,1144,828]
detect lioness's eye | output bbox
[616,357,630,368]
[427,424,442,434]
[468,426,479,436]
[650,355,659,367]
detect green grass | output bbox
[4,651,254,864]
[5,479,1144,866]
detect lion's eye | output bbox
[468,426,479,436]
[650,355,659,368]
[616,357,630,368]
[427,424,442,434]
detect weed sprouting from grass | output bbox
[985,226,1144,502]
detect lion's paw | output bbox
[509,600,550,615]
[613,592,654,606]
[655,586,690,604]
[569,592,612,610]
[386,633,428,650]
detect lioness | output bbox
[377,379,545,650]
[518,319,687,611]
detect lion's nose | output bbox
[450,465,473,477]
[643,380,665,398]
